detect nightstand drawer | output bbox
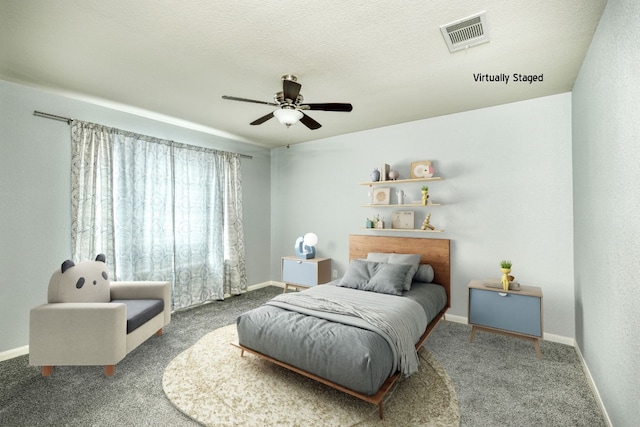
[469,288,542,337]
[281,257,331,287]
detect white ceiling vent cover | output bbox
[440,12,490,53]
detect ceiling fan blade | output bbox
[302,103,353,112]
[222,95,278,106]
[250,112,274,125]
[299,112,322,130]
[283,80,301,102]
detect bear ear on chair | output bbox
[61,259,75,273]
[95,254,106,263]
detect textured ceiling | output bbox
[0,0,607,148]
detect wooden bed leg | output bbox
[379,403,384,419]
[156,328,163,336]
[104,365,115,376]
[41,366,53,377]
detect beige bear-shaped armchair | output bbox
[29,254,171,376]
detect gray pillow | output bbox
[414,264,435,283]
[338,259,410,296]
[366,252,421,291]
[338,259,378,290]
[363,262,411,296]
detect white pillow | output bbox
[366,252,421,291]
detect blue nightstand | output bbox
[468,280,544,359]
[281,256,331,293]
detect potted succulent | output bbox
[421,186,429,206]
[500,260,512,290]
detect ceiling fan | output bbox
[222,74,353,130]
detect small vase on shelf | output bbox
[500,268,511,290]
[500,260,512,291]
[421,186,429,206]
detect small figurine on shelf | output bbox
[421,186,429,206]
[396,189,405,205]
[421,213,435,230]
[378,216,385,229]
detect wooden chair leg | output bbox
[104,365,115,376]
[156,328,163,336]
[41,366,53,377]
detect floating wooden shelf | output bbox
[361,203,443,207]
[360,228,444,233]
[359,177,443,186]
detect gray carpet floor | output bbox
[0,285,606,426]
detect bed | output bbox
[233,234,451,418]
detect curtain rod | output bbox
[33,110,253,159]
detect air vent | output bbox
[440,12,490,53]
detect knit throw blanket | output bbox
[269,292,420,376]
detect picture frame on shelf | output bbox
[371,187,391,205]
[391,211,414,229]
[410,160,434,179]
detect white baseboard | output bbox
[574,344,613,427]
[543,332,574,346]
[444,313,467,324]
[0,345,29,363]
[248,281,284,291]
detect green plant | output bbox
[500,260,512,269]
[421,186,429,192]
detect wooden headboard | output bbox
[348,234,451,308]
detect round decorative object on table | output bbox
[388,170,399,180]
[370,168,380,182]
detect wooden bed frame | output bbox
[232,234,451,419]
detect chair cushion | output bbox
[111,299,165,334]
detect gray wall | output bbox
[0,80,272,353]
[572,0,640,425]
[271,92,575,339]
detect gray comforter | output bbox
[267,284,427,376]
[236,281,446,395]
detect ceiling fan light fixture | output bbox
[273,108,303,125]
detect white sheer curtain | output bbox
[70,120,247,310]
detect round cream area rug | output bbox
[163,324,459,427]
